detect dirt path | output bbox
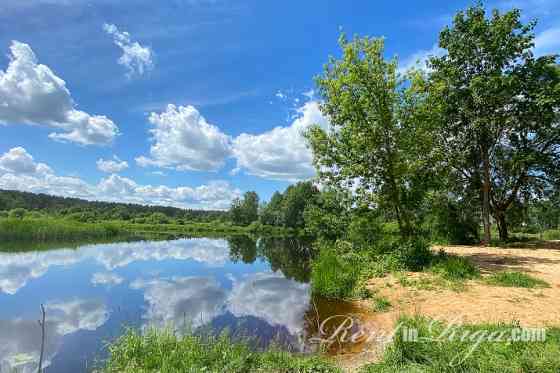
[335,241,560,371]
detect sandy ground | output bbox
[333,240,560,371]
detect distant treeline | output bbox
[0,189,228,223]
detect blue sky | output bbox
[0,0,558,209]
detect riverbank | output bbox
[335,241,560,371]
[0,217,295,245]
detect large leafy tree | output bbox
[306,36,438,238]
[429,4,560,241]
[229,191,259,226]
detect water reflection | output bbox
[132,276,227,329]
[0,298,108,373]
[0,236,326,372]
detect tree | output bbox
[260,192,284,226]
[429,4,560,241]
[281,182,319,229]
[306,35,437,238]
[229,191,259,226]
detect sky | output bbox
[0,0,558,210]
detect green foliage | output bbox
[543,229,560,240]
[0,189,228,223]
[346,210,384,247]
[148,212,170,224]
[303,189,350,241]
[486,271,550,288]
[372,297,392,312]
[9,208,27,219]
[230,191,259,226]
[361,316,560,373]
[102,328,339,373]
[429,4,560,242]
[424,194,479,244]
[0,218,124,242]
[430,252,480,280]
[307,35,438,239]
[311,248,361,299]
[260,182,321,231]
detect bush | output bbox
[9,208,27,219]
[311,248,361,299]
[486,271,550,288]
[430,252,480,280]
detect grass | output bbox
[430,252,480,281]
[361,316,560,373]
[0,216,296,244]
[485,271,550,288]
[372,296,392,312]
[0,218,125,242]
[543,229,560,240]
[100,328,340,373]
[310,248,361,299]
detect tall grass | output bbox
[543,229,560,240]
[311,248,361,299]
[486,271,550,288]
[361,316,560,372]
[0,218,123,242]
[100,328,339,373]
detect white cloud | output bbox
[0,238,230,295]
[398,44,446,75]
[45,298,109,335]
[136,104,232,172]
[96,156,129,173]
[227,271,310,336]
[231,101,328,182]
[131,276,227,329]
[0,41,119,145]
[91,272,124,287]
[534,26,560,57]
[0,147,241,209]
[103,23,154,77]
[275,90,287,99]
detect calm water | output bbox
[0,236,343,373]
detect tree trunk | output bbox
[495,211,508,241]
[481,145,492,245]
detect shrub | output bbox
[430,253,480,280]
[9,208,27,220]
[311,248,361,299]
[486,271,550,288]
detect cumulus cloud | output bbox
[103,23,154,77]
[227,271,310,336]
[231,101,328,182]
[0,41,119,145]
[0,318,61,373]
[91,272,124,287]
[137,104,232,172]
[45,298,109,335]
[0,238,230,295]
[96,156,129,173]
[0,147,241,209]
[534,27,560,57]
[131,276,227,329]
[0,297,108,373]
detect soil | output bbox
[333,240,560,372]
